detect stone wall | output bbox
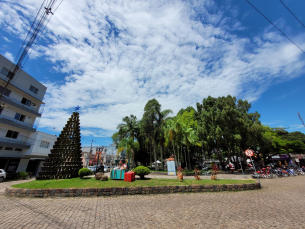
[5,183,261,198]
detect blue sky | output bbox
[0,0,304,147]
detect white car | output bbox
[0,169,6,182]
[104,166,110,172]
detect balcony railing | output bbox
[0,135,32,149]
[2,94,43,114]
[0,114,35,128]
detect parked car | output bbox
[104,166,110,172]
[0,169,6,182]
[88,166,97,172]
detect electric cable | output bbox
[246,0,305,54]
[279,0,305,30]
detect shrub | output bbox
[78,168,92,178]
[16,172,28,180]
[133,166,150,179]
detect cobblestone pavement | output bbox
[0,178,35,194]
[146,174,252,180]
[1,176,305,229]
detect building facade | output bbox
[0,54,56,176]
[81,144,119,167]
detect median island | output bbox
[11,177,254,189]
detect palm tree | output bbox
[157,109,173,170]
[117,115,140,141]
[117,137,140,168]
[164,117,184,167]
[182,127,201,170]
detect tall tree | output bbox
[156,108,173,170]
[142,99,161,170]
[117,137,140,168]
[117,115,140,141]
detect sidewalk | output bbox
[0,178,35,194]
[146,173,252,180]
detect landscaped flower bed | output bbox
[5,178,260,198]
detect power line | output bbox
[245,0,305,54]
[279,0,305,30]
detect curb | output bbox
[4,183,261,198]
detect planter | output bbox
[177,173,183,180]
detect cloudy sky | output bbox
[0,0,305,146]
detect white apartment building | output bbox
[0,54,56,176]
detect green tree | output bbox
[117,114,140,141]
[142,99,161,170]
[117,137,140,168]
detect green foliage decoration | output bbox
[133,166,150,179]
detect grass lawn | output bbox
[11,177,255,189]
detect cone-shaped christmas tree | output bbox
[37,112,82,180]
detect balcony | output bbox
[0,137,31,149]
[0,114,36,132]
[0,95,43,117]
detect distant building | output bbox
[81,144,119,167]
[0,54,56,176]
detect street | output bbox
[1,176,304,228]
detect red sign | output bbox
[245,149,254,157]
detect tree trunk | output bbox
[160,143,164,170]
[152,137,158,171]
[149,139,152,167]
[172,142,178,169]
[184,147,188,168]
[216,147,225,170]
[187,148,192,171]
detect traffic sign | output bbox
[245,149,254,157]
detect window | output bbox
[15,148,22,151]
[0,67,14,79]
[29,85,38,94]
[21,97,32,106]
[5,147,13,151]
[6,130,19,139]
[0,85,11,97]
[14,113,26,122]
[40,141,50,148]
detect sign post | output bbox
[245,149,260,186]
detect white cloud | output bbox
[290,125,305,130]
[1,0,305,137]
[3,51,14,62]
[3,37,11,42]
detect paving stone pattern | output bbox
[1,177,305,228]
